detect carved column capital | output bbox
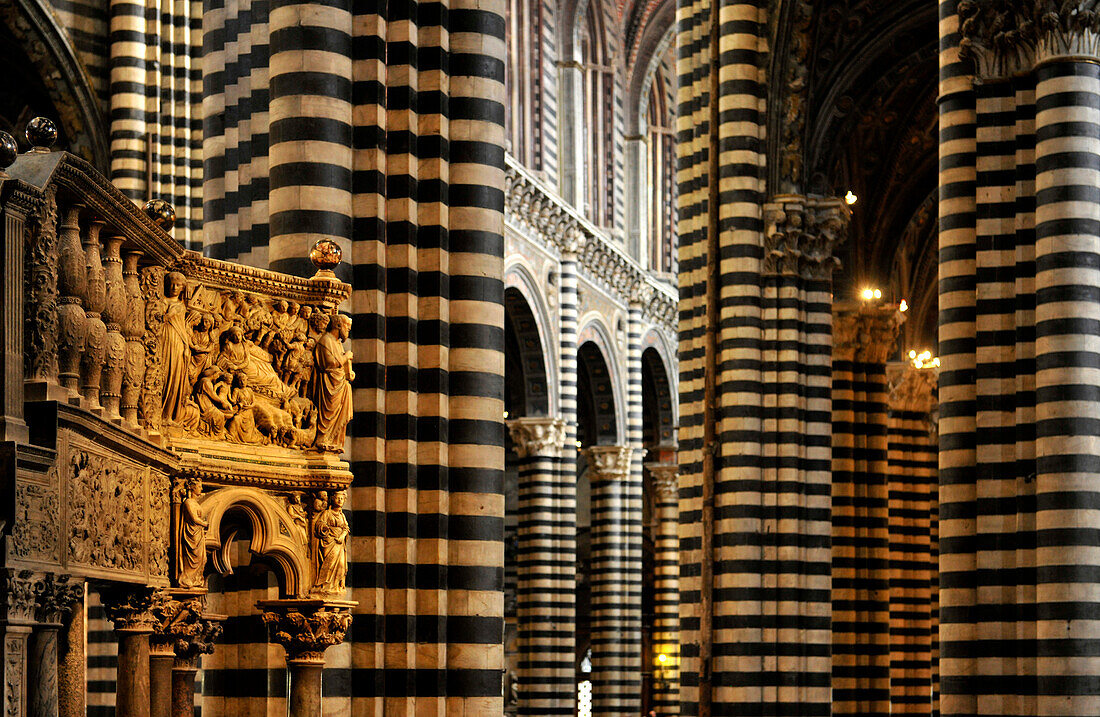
[958,1,1100,77]
[258,599,355,663]
[32,574,83,626]
[763,194,849,278]
[101,585,161,633]
[833,301,904,364]
[149,591,224,662]
[585,445,633,479]
[646,463,679,499]
[507,417,567,458]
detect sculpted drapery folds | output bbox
[309,314,354,453]
[151,272,351,453]
[177,478,209,589]
[310,490,349,596]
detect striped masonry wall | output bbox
[887,365,938,716]
[830,302,900,717]
[674,0,855,710]
[507,417,574,715]
[46,0,112,114]
[86,588,117,716]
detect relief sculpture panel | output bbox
[141,271,353,454]
[66,446,147,574]
[10,478,60,563]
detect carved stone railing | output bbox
[1,140,356,604]
[503,154,677,331]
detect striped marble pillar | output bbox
[623,295,646,710]
[507,417,573,716]
[886,364,938,716]
[107,0,150,200]
[267,0,353,275]
[1033,47,1100,717]
[555,231,582,711]
[585,444,634,717]
[646,461,680,715]
[831,301,902,717]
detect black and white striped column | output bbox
[585,444,634,717]
[1033,48,1100,717]
[831,301,902,717]
[886,364,938,716]
[646,461,679,715]
[507,417,573,715]
[267,0,353,276]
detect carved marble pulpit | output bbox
[0,139,356,716]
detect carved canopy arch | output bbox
[200,487,312,598]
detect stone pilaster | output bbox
[258,599,354,717]
[0,570,36,717]
[507,417,572,716]
[584,445,635,717]
[646,462,679,715]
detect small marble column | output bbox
[646,462,680,715]
[584,445,635,717]
[258,600,354,717]
[28,574,83,717]
[56,584,85,717]
[149,592,222,717]
[101,587,158,717]
[506,417,572,715]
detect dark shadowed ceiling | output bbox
[774,0,939,351]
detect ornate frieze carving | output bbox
[506,417,567,458]
[259,601,354,663]
[10,477,59,563]
[66,448,147,573]
[24,185,58,384]
[0,571,36,625]
[763,195,848,278]
[833,301,904,365]
[504,156,677,333]
[958,0,1100,77]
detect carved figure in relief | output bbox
[311,314,354,452]
[225,372,267,444]
[311,490,349,595]
[189,313,217,383]
[161,272,200,424]
[192,365,232,437]
[177,478,209,588]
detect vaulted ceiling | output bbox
[773,0,939,350]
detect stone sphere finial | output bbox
[0,131,17,174]
[25,118,57,153]
[310,239,342,272]
[143,198,176,230]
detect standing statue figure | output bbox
[161,271,199,424]
[311,490,349,595]
[177,478,209,588]
[310,314,354,452]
